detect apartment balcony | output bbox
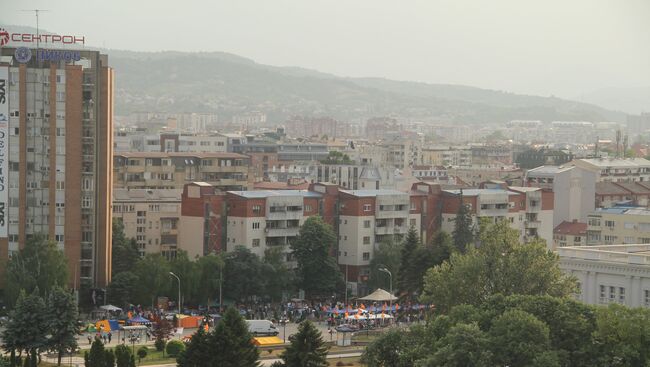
[375,225,407,235]
[527,203,541,213]
[161,228,179,236]
[375,209,409,219]
[200,166,248,173]
[478,208,508,217]
[266,227,300,237]
[266,209,303,220]
[525,220,541,229]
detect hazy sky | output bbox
[1,0,649,99]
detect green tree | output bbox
[176,327,212,367]
[134,254,170,307]
[107,272,139,309]
[397,227,421,296]
[210,307,260,367]
[1,291,48,366]
[46,287,79,366]
[421,221,576,312]
[113,345,133,367]
[195,254,225,305]
[592,304,650,367]
[263,247,294,302]
[290,216,342,298]
[168,251,199,306]
[223,246,264,302]
[452,195,474,253]
[279,321,328,367]
[489,309,553,367]
[424,323,492,367]
[136,347,148,364]
[429,231,454,265]
[368,239,400,292]
[4,234,68,307]
[84,339,113,367]
[111,219,140,276]
[165,340,185,357]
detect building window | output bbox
[362,252,370,261]
[252,239,260,247]
[604,220,615,228]
[252,222,260,229]
[619,287,625,303]
[364,220,371,228]
[645,290,650,307]
[410,219,416,227]
[599,285,606,304]
[363,236,370,245]
[252,205,262,214]
[363,204,371,212]
[305,204,312,212]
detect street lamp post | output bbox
[378,267,393,320]
[169,272,181,313]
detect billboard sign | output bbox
[0,67,8,238]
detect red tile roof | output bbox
[553,220,587,236]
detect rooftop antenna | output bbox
[21,9,50,49]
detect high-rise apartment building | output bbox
[0,47,113,288]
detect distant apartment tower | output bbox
[112,189,181,257]
[0,48,114,288]
[525,165,597,226]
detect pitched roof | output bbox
[553,221,587,236]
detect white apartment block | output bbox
[525,165,597,226]
[225,190,322,260]
[559,245,650,308]
[570,158,650,182]
[337,189,421,295]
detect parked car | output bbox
[246,320,279,336]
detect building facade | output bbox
[113,152,250,191]
[0,47,114,288]
[112,189,181,257]
[559,245,650,308]
[587,207,650,246]
[525,165,597,226]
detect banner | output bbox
[0,67,8,238]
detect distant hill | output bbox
[107,50,623,123]
[574,87,650,115]
[1,24,626,123]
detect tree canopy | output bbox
[4,235,68,307]
[278,320,328,367]
[290,216,342,298]
[421,221,576,312]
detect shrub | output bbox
[154,339,166,352]
[137,347,148,362]
[166,339,186,357]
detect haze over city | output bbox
[2,0,649,108]
[2,2,650,366]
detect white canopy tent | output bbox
[100,304,122,312]
[358,288,397,302]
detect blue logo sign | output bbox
[14,47,32,63]
[37,49,81,62]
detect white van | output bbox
[246,320,279,336]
